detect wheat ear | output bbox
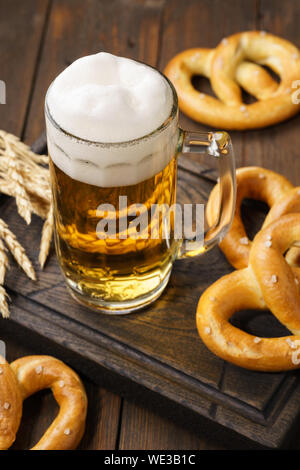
[0,286,9,319]
[0,238,9,318]
[39,204,54,268]
[0,218,36,281]
[7,152,34,224]
[0,238,8,285]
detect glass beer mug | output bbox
[45,53,236,314]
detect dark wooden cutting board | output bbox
[1,133,300,450]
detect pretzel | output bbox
[164,31,300,130]
[10,355,88,450]
[206,166,300,269]
[0,355,22,450]
[196,213,300,371]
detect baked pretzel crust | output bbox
[0,355,22,450]
[206,166,295,269]
[10,355,88,450]
[196,214,300,371]
[164,31,300,130]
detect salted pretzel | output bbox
[164,31,300,130]
[205,166,300,269]
[9,355,88,450]
[0,355,22,450]
[196,213,300,371]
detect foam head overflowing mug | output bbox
[45,52,236,314]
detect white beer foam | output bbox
[45,52,177,187]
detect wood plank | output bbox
[78,388,121,450]
[118,400,224,450]
[158,0,258,170]
[0,0,51,136]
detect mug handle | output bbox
[177,130,236,259]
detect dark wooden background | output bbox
[2,0,300,450]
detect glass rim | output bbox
[44,62,178,148]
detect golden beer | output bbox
[49,156,179,310]
[45,52,236,313]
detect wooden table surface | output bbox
[2,0,300,450]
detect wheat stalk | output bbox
[0,130,48,164]
[0,286,9,319]
[0,218,36,281]
[39,203,54,268]
[0,130,54,317]
[7,155,34,224]
[0,238,8,285]
[0,180,50,219]
[0,238,9,318]
[0,223,9,319]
